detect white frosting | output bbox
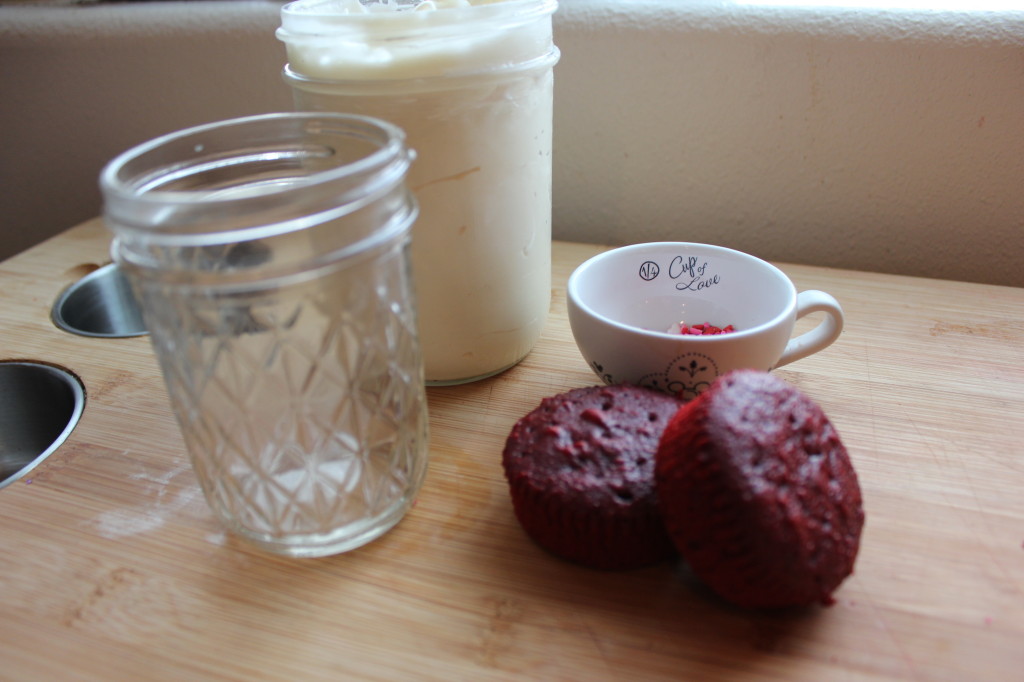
[280,0,554,81]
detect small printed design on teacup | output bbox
[639,353,720,400]
[591,361,614,385]
[637,254,722,293]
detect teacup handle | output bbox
[774,290,844,369]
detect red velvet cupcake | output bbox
[502,384,682,570]
[656,370,864,608]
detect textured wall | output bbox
[0,1,293,261]
[2,0,1022,286]
[553,1,1024,286]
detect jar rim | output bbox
[281,46,559,91]
[102,112,406,201]
[100,112,413,244]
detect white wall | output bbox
[2,0,1022,286]
[553,1,1024,286]
[0,1,293,261]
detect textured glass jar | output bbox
[278,0,560,385]
[101,112,429,557]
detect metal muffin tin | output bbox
[51,263,147,338]
[0,361,86,488]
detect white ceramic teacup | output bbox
[566,242,844,399]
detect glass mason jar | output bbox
[277,0,560,385]
[101,112,429,558]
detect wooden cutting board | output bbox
[1,218,1022,680]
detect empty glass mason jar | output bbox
[277,0,560,385]
[101,112,429,558]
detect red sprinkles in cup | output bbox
[667,321,736,336]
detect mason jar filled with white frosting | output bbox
[277,0,559,385]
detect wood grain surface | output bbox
[1,219,1022,680]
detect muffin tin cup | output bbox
[51,263,148,338]
[0,361,85,488]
